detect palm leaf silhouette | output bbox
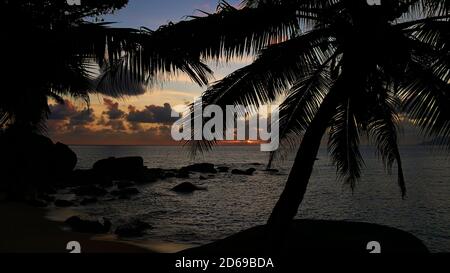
[162,0,449,226]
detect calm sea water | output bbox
[67,145,450,252]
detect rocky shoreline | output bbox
[0,132,279,239]
[34,157,278,238]
[0,135,431,253]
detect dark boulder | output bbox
[164,172,176,178]
[54,199,75,207]
[231,168,256,175]
[137,168,165,183]
[27,199,48,208]
[115,220,153,237]
[65,216,111,234]
[0,132,77,194]
[0,192,6,202]
[37,193,55,202]
[176,169,190,178]
[118,194,131,200]
[69,169,113,187]
[217,167,229,173]
[40,187,57,195]
[93,157,145,180]
[80,197,98,206]
[52,142,77,174]
[264,169,279,173]
[111,187,140,197]
[115,180,135,189]
[171,182,207,193]
[181,163,217,174]
[181,220,429,255]
[72,185,108,197]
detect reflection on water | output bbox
[67,145,450,252]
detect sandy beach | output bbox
[0,202,152,253]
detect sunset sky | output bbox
[47,0,425,146]
[48,0,249,145]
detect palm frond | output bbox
[400,60,450,147]
[59,22,215,97]
[359,78,407,197]
[184,27,334,156]
[242,0,340,9]
[202,27,334,109]
[404,0,450,16]
[403,19,450,49]
[328,98,363,189]
[267,54,337,167]
[148,0,310,61]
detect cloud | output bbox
[128,119,144,132]
[97,98,127,131]
[48,100,96,131]
[48,100,78,120]
[126,103,178,125]
[47,99,184,144]
[68,108,95,127]
[107,119,127,131]
[102,98,125,120]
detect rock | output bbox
[250,163,263,166]
[115,181,135,189]
[176,169,190,178]
[181,220,429,255]
[121,188,140,195]
[118,194,131,200]
[0,132,77,193]
[171,182,207,193]
[217,167,229,173]
[0,192,7,202]
[72,185,108,197]
[180,163,217,174]
[115,220,153,237]
[138,168,165,183]
[231,168,256,175]
[52,142,77,174]
[80,197,98,206]
[231,169,244,175]
[54,199,75,207]
[164,172,176,178]
[131,166,166,184]
[199,175,208,180]
[110,190,121,196]
[0,134,53,188]
[122,187,140,195]
[65,216,111,234]
[264,169,279,173]
[27,199,48,208]
[40,186,57,195]
[37,193,55,202]
[69,169,113,187]
[111,187,140,196]
[93,157,145,180]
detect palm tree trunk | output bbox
[267,91,339,227]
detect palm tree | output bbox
[0,0,213,132]
[151,0,449,227]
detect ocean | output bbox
[65,145,450,252]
